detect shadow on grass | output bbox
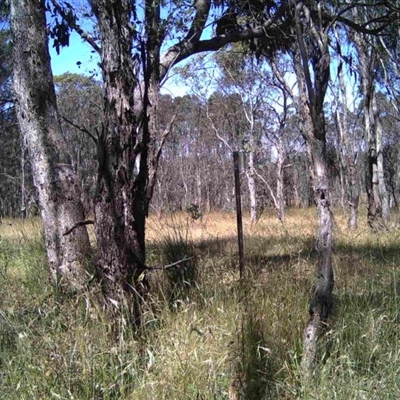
[188,233,400,276]
[192,234,317,278]
[148,234,198,308]
[335,240,400,276]
[239,317,280,400]
[321,275,400,374]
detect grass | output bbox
[1,209,400,399]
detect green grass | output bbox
[1,210,400,399]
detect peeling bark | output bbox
[89,0,174,321]
[90,0,148,319]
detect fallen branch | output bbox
[143,256,196,271]
[63,220,95,236]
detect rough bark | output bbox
[89,0,173,320]
[11,0,91,290]
[89,0,148,319]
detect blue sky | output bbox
[49,31,100,77]
[49,32,190,96]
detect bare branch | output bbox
[253,169,280,212]
[206,105,233,152]
[61,115,98,144]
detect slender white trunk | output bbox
[276,136,285,223]
[352,12,388,229]
[374,97,390,222]
[196,162,202,209]
[246,150,257,224]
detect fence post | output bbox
[233,151,244,279]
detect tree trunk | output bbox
[374,98,390,223]
[347,159,360,231]
[276,136,285,223]
[90,0,148,319]
[336,60,360,230]
[11,0,92,290]
[301,120,334,374]
[292,2,334,374]
[352,21,389,230]
[364,92,389,230]
[90,0,171,321]
[246,149,257,224]
[196,160,202,209]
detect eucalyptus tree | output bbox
[351,7,391,229]
[259,1,398,373]
[332,57,361,230]
[291,1,398,372]
[288,3,335,371]
[11,0,306,319]
[259,55,302,223]
[152,94,229,213]
[11,0,92,289]
[210,50,266,223]
[0,12,20,218]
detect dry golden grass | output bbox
[147,208,318,244]
[2,208,400,399]
[0,217,43,241]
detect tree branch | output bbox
[160,4,289,80]
[63,220,94,236]
[61,115,98,144]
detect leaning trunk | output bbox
[11,0,91,290]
